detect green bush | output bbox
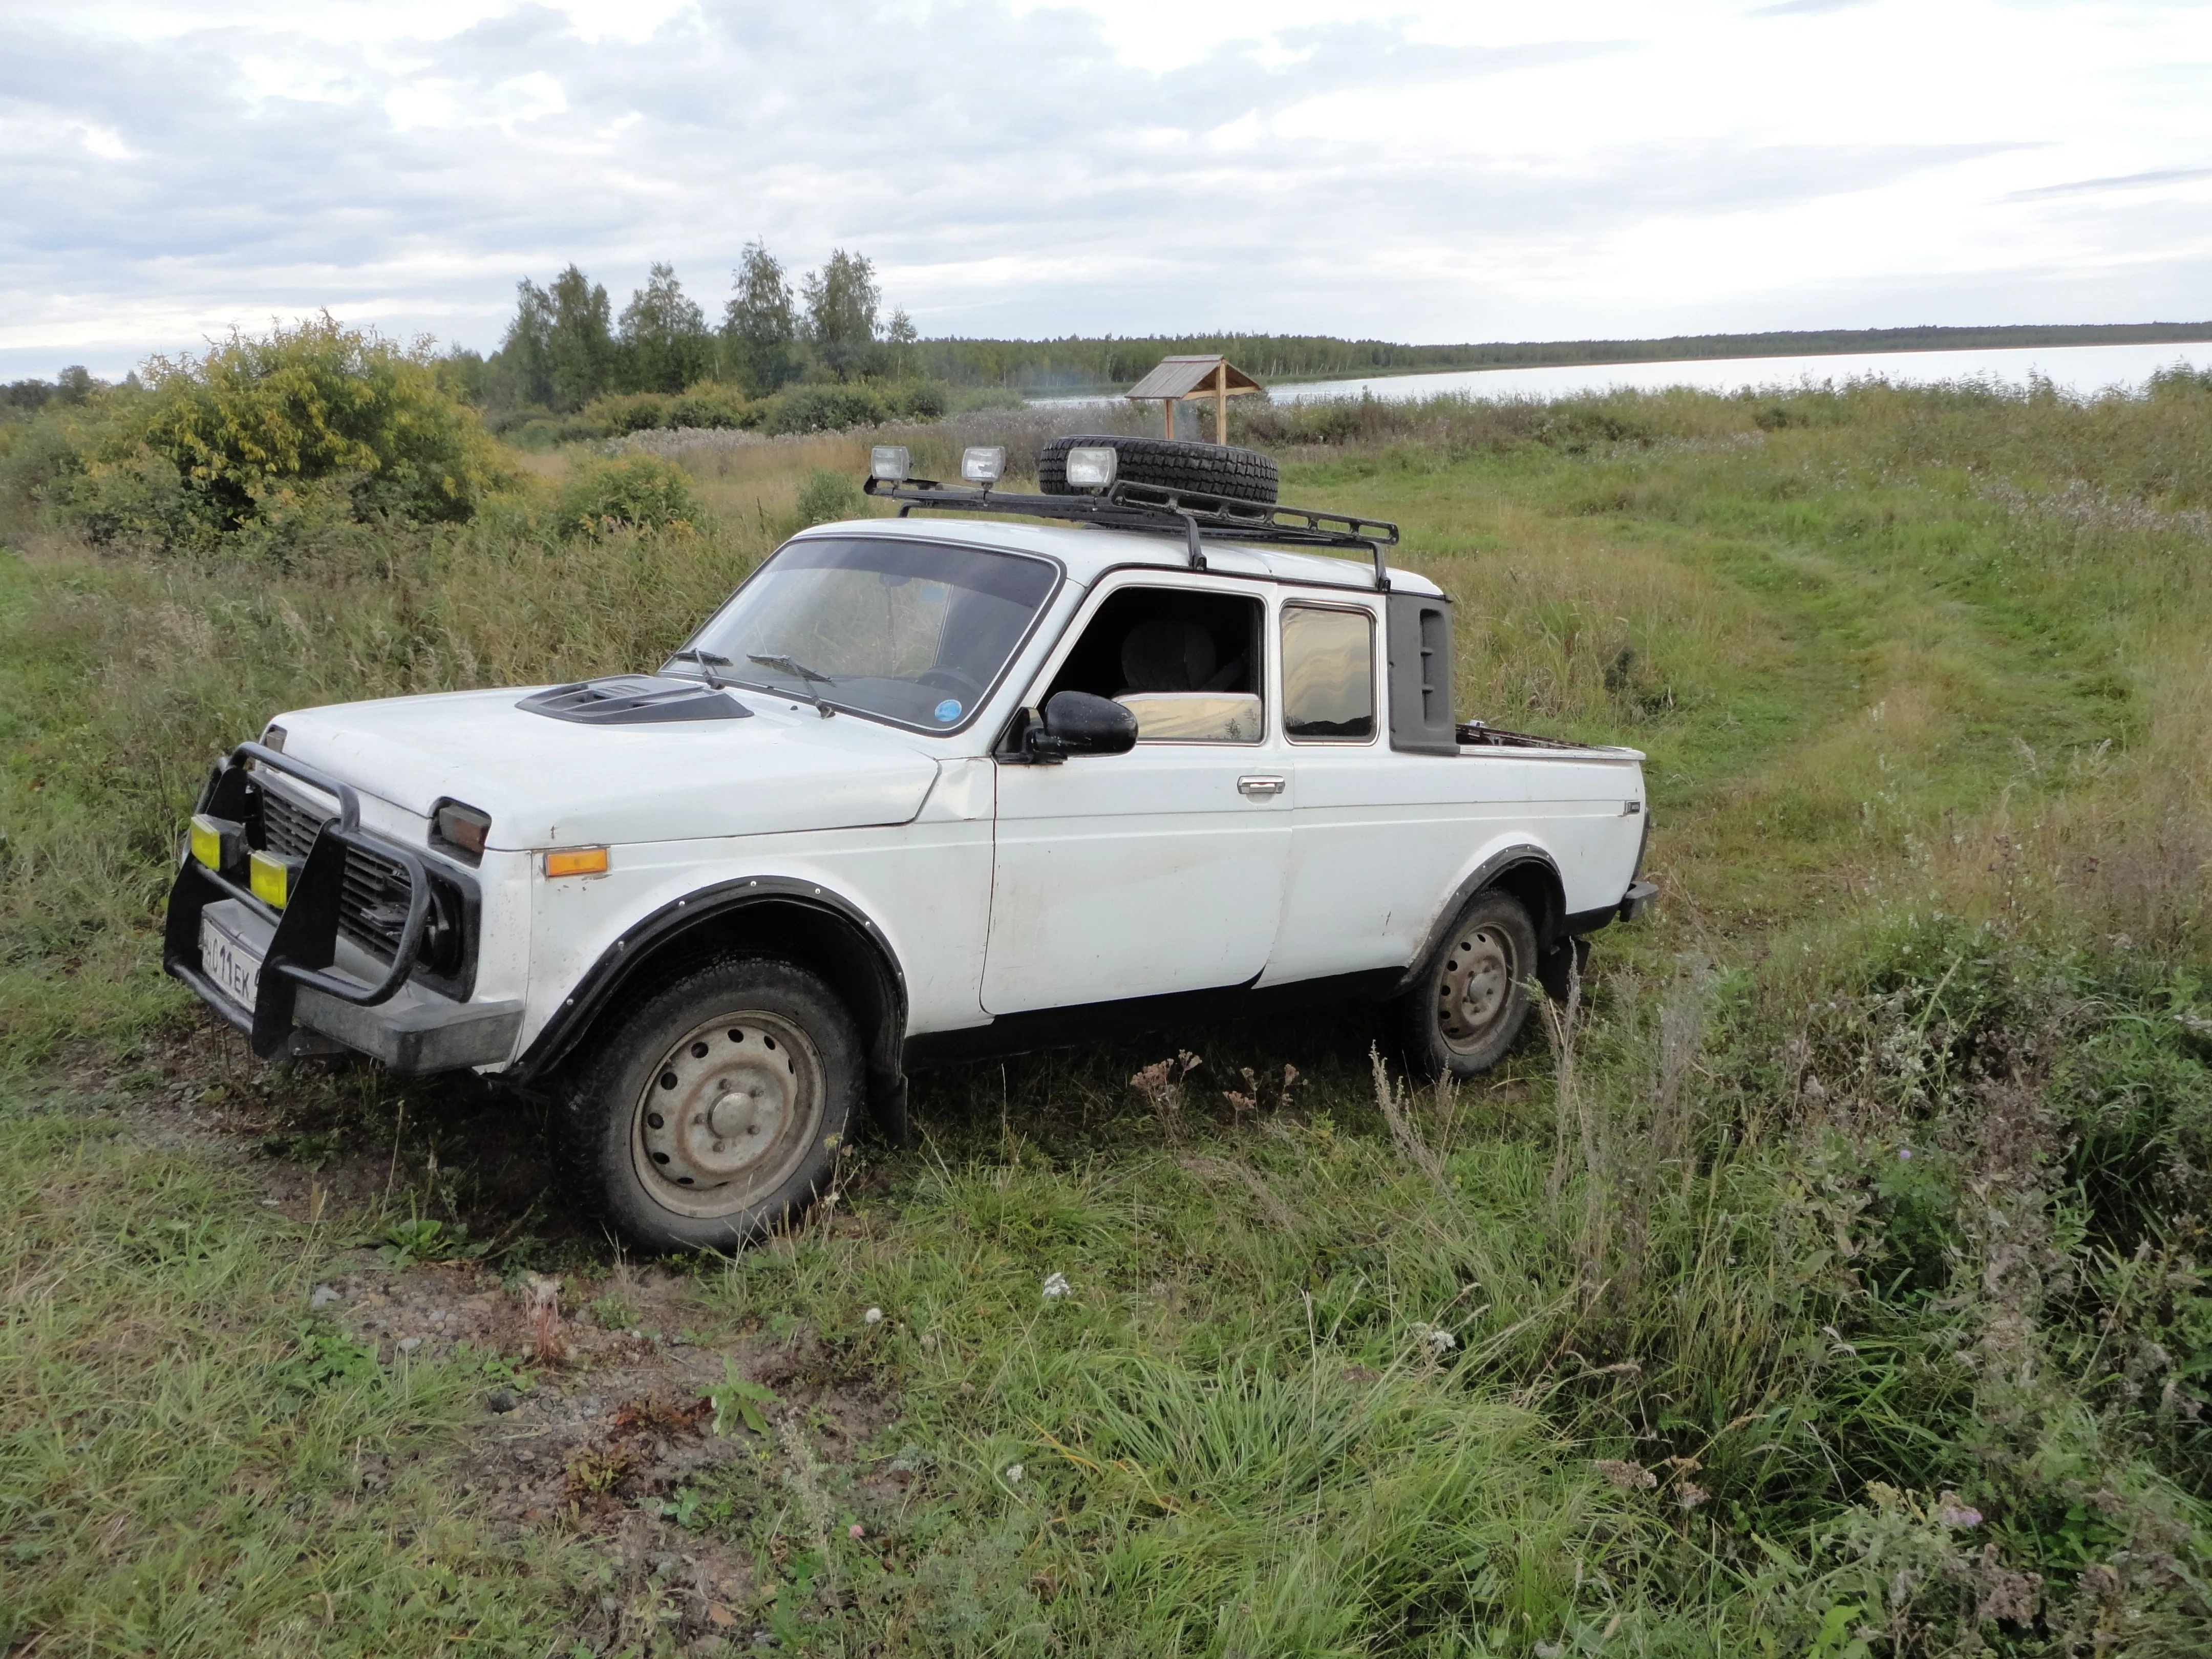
[759,383,890,436]
[583,391,676,435]
[556,452,703,536]
[4,317,506,552]
[794,469,864,526]
[665,384,757,430]
[567,383,757,438]
[892,381,950,420]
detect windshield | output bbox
[670,537,1059,731]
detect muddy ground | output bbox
[60,1018,920,1653]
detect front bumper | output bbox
[164,742,522,1074]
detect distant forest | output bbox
[6,239,2206,426]
[425,245,2212,413]
[918,321,2212,393]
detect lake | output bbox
[1032,338,2212,408]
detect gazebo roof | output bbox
[1124,354,1264,401]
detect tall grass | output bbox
[3,375,2209,1652]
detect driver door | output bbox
[981,577,1292,1014]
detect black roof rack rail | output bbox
[860,476,1401,590]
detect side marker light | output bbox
[543,846,610,878]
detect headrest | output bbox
[1120,618,1218,691]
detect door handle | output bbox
[1237,775,1286,798]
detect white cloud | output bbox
[1,0,2208,380]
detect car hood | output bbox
[272,685,945,848]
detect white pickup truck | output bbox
[167,436,1653,1250]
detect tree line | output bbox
[460,246,918,414]
[907,321,2212,393]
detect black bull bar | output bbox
[163,741,436,1059]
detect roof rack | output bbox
[860,475,1401,590]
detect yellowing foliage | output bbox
[40,315,508,551]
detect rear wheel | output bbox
[554,958,862,1252]
[1394,890,1539,1079]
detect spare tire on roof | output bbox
[1037,435,1279,505]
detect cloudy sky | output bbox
[3,0,2208,379]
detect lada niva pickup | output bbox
[167,435,1655,1249]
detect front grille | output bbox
[258,782,412,962]
[338,842,413,960]
[259,785,322,859]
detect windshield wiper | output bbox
[746,652,839,717]
[667,648,733,689]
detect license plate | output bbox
[199,913,263,1009]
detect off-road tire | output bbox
[1037,435,1280,504]
[553,958,862,1253]
[1393,890,1540,1080]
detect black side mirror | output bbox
[1023,691,1138,762]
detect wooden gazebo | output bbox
[1125,354,1263,444]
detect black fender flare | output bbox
[1394,844,1566,995]
[509,876,912,1142]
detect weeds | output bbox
[5,377,2211,1651]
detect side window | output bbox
[1044,585,1264,744]
[1282,604,1376,742]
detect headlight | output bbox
[433,800,492,860]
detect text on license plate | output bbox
[199,915,263,1008]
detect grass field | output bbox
[3,378,2209,1655]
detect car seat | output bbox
[1119,617,1245,693]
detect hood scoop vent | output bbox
[518,676,754,726]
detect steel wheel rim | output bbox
[630,1010,825,1219]
[1436,924,1518,1053]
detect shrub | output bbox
[759,383,890,436]
[893,381,951,420]
[665,384,756,430]
[584,391,677,435]
[9,316,506,551]
[794,469,864,526]
[557,453,703,536]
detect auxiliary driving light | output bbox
[1064,445,1118,488]
[189,813,244,873]
[870,445,910,482]
[960,446,1006,485]
[249,848,302,909]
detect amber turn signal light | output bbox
[543,846,609,878]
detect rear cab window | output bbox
[1281,603,1377,742]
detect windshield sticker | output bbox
[934,698,963,723]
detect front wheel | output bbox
[554,958,862,1252]
[1393,890,1540,1080]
